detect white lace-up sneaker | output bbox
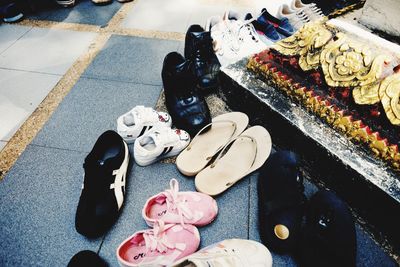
[117,106,172,144]
[134,127,190,166]
[290,0,324,21]
[169,239,273,267]
[209,12,267,66]
[276,4,309,31]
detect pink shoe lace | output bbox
[142,221,176,253]
[164,179,194,226]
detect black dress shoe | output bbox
[75,130,130,238]
[184,24,221,94]
[162,52,211,136]
[300,190,356,267]
[258,151,306,254]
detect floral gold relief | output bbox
[379,73,400,125]
[273,20,334,71]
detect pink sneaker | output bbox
[142,179,218,227]
[117,221,200,267]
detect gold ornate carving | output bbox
[352,82,380,105]
[320,33,391,88]
[273,20,334,71]
[379,73,400,125]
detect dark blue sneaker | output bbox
[245,13,281,42]
[259,8,294,37]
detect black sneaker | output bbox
[184,24,221,94]
[0,0,23,23]
[301,190,356,267]
[258,151,306,254]
[162,51,211,137]
[75,130,130,238]
[68,250,108,267]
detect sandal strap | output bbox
[186,119,237,152]
[210,134,257,169]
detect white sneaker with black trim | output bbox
[169,239,273,267]
[209,12,267,66]
[117,106,172,144]
[134,127,190,166]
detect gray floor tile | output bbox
[32,77,162,152]
[121,0,191,33]
[82,35,180,85]
[0,27,96,74]
[98,162,250,266]
[0,145,102,267]
[249,167,396,266]
[29,0,122,26]
[0,24,32,54]
[0,141,6,151]
[0,69,61,141]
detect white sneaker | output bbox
[276,4,309,30]
[134,127,190,166]
[117,106,172,144]
[209,12,267,66]
[169,239,273,267]
[290,0,324,21]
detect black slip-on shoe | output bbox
[300,190,356,267]
[258,150,306,254]
[162,51,211,137]
[0,0,23,22]
[68,250,108,267]
[75,130,130,238]
[184,24,221,94]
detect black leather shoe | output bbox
[184,24,221,94]
[258,151,306,254]
[162,52,211,136]
[300,190,356,267]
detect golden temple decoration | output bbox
[379,73,400,125]
[246,55,400,169]
[320,33,391,88]
[352,82,380,105]
[271,21,400,126]
[273,20,334,71]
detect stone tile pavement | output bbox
[0,0,398,266]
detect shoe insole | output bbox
[195,137,256,196]
[195,126,272,196]
[123,113,135,126]
[99,145,120,163]
[148,202,168,220]
[176,112,248,176]
[119,241,147,265]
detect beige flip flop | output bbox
[195,126,272,196]
[176,112,249,176]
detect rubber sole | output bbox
[3,13,23,23]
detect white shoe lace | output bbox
[164,179,194,226]
[305,3,324,19]
[142,221,176,253]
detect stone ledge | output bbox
[219,58,400,255]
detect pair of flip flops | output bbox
[176,112,272,196]
[258,151,356,267]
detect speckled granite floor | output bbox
[0,0,398,266]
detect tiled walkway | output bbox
[0,0,398,266]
